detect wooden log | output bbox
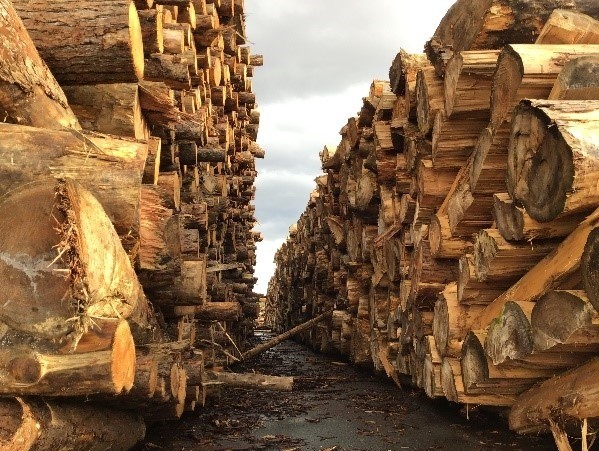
[507,99,599,222]
[242,310,333,361]
[493,193,585,241]
[433,283,484,357]
[485,301,535,365]
[0,397,145,450]
[204,371,293,391]
[63,84,148,140]
[137,184,182,291]
[490,44,599,130]
[0,0,79,130]
[195,302,242,321]
[13,0,145,84]
[425,0,599,75]
[138,8,164,55]
[441,357,516,406]
[0,180,155,341]
[473,206,599,330]
[549,56,599,100]
[461,330,556,396]
[0,319,135,396]
[458,254,511,305]
[144,53,191,90]
[536,9,599,44]
[509,356,599,433]
[473,228,557,281]
[0,124,147,239]
[415,66,444,135]
[532,290,599,352]
[443,50,499,119]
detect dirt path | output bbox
[137,333,554,451]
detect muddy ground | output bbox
[137,333,555,451]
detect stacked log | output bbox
[0,0,263,447]
[267,4,599,445]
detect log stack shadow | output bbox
[267,3,599,444]
[0,0,263,448]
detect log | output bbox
[549,56,599,100]
[0,180,155,341]
[425,0,599,75]
[195,302,242,321]
[0,0,79,130]
[536,9,599,44]
[507,99,599,222]
[490,45,599,130]
[0,397,145,450]
[443,50,499,119]
[473,206,599,330]
[242,310,333,361]
[0,319,135,396]
[493,193,585,241]
[144,53,191,90]
[62,84,148,140]
[204,371,293,391]
[532,290,599,352]
[138,8,164,55]
[485,301,535,365]
[473,228,557,281]
[509,357,599,433]
[13,0,145,84]
[415,66,444,135]
[0,123,147,238]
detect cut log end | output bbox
[129,2,145,80]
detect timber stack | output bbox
[267,0,599,444]
[0,0,263,448]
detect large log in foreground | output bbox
[0,179,155,341]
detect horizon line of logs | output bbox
[266,3,599,445]
[0,0,267,449]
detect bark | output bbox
[13,0,144,84]
[507,99,599,222]
[144,53,191,90]
[138,8,164,55]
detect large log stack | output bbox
[0,0,263,448]
[267,4,599,444]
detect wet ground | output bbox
[137,333,555,451]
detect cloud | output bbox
[245,0,456,103]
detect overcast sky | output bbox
[246,0,456,294]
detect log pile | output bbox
[0,0,263,447]
[267,4,599,443]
